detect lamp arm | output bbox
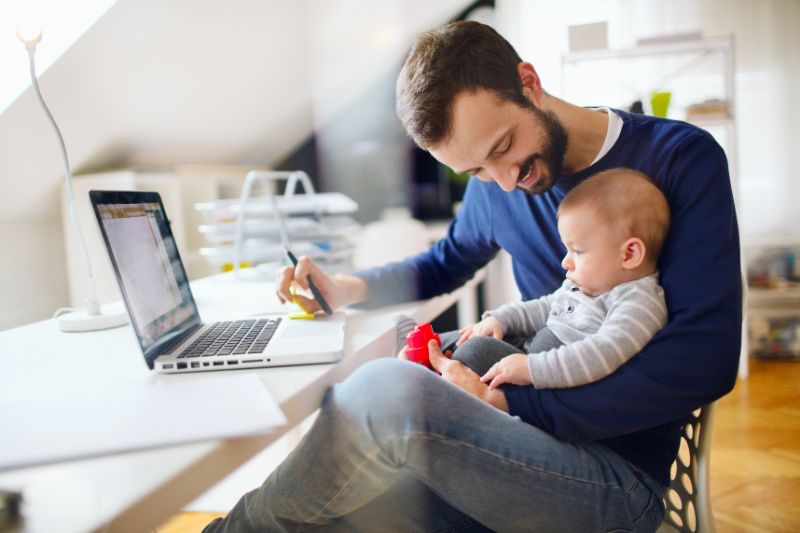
[26,48,99,315]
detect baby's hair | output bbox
[558,168,671,263]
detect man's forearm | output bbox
[334,273,370,307]
[350,261,421,309]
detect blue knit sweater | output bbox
[356,110,742,486]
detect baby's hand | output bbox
[456,316,504,346]
[480,354,531,389]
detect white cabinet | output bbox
[61,169,247,307]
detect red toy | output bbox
[405,323,445,369]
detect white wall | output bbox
[498,0,800,241]
[1,0,315,222]
[0,0,472,330]
[0,219,68,328]
[0,0,317,330]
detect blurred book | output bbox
[685,99,731,120]
[636,31,703,46]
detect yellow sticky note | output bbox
[288,311,316,320]
[288,284,314,319]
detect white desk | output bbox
[0,270,484,532]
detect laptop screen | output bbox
[90,191,201,366]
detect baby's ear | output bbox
[621,238,646,270]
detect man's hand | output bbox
[428,340,508,412]
[480,354,531,389]
[275,255,368,312]
[456,316,504,346]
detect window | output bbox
[0,0,117,113]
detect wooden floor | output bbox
[158,357,800,532]
[710,358,800,532]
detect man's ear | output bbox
[621,238,646,270]
[517,62,543,103]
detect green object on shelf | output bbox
[650,91,672,118]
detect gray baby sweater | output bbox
[486,273,667,389]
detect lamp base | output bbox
[58,303,128,333]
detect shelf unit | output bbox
[561,35,735,113]
[743,237,800,361]
[748,287,800,306]
[747,301,800,361]
[561,35,737,198]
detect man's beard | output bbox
[517,104,569,195]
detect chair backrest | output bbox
[658,403,717,533]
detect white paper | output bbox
[0,374,287,471]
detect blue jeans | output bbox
[204,358,664,532]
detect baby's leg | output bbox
[522,327,564,353]
[452,328,564,377]
[395,317,529,377]
[451,336,523,377]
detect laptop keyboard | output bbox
[177,318,281,358]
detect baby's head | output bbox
[556,168,670,296]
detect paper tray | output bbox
[200,240,355,266]
[195,192,358,221]
[199,215,360,244]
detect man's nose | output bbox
[488,162,519,192]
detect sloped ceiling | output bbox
[0,0,470,222]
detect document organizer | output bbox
[195,170,360,276]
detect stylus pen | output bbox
[282,243,333,315]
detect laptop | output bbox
[89,190,345,373]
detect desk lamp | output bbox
[18,26,127,332]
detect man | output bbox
[206,21,740,532]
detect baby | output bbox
[451,167,671,389]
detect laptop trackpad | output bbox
[280,320,343,338]
[263,314,345,358]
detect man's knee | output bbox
[329,358,436,420]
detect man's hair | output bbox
[396,21,529,150]
[558,168,671,263]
